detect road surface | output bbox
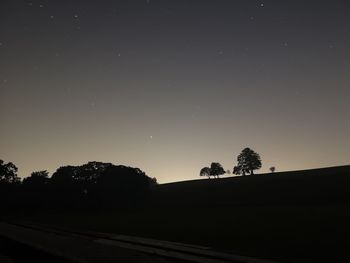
[0,221,282,263]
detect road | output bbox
[0,221,283,263]
[0,221,179,263]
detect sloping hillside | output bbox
[151,165,350,206]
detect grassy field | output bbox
[150,165,350,207]
[12,165,350,262]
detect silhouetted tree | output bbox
[51,165,78,185]
[270,166,276,173]
[233,166,241,175]
[23,170,49,186]
[50,165,83,208]
[50,162,154,208]
[210,162,225,178]
[0,160,21,210]
[1,160,156,211]
[22,170,50,209]
[75,161,113,184]
[200,167,211,178]
[235,148,262,175]
[0,160,20,184]
[93,165,153,207]
[150,177,158,187]
[226,169,231,175]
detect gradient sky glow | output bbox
[1,0,350,183]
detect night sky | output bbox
[1,0,350,183]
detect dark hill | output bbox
[151,165,350,207]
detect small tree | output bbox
[235,147,262,175]
[0,160,20,184]
[210,162,225,178]
[149,177,158,188]
[270,166,276,173]
[200,167,211,178]
[233,166,241,175]
[226,169,231,175]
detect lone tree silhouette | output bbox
[235,148,262,175]
[210,162,225,178]
[200,167,211,178]
[270,166,276,173]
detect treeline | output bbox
[200,147,263,179]
[0,160,157,212]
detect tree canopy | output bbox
[1,160,156,211]
[49,162,156,207]
[0,159,20,184]
[210,162,225,178]
[23,170,49,187]
[235,148,262,175]
[200,167,211,178]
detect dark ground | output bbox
[4,165,350,263]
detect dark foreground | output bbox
[11,205,349,263]
[0,221,184,263]
[0,221,282,263]
[2,166,350,262]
